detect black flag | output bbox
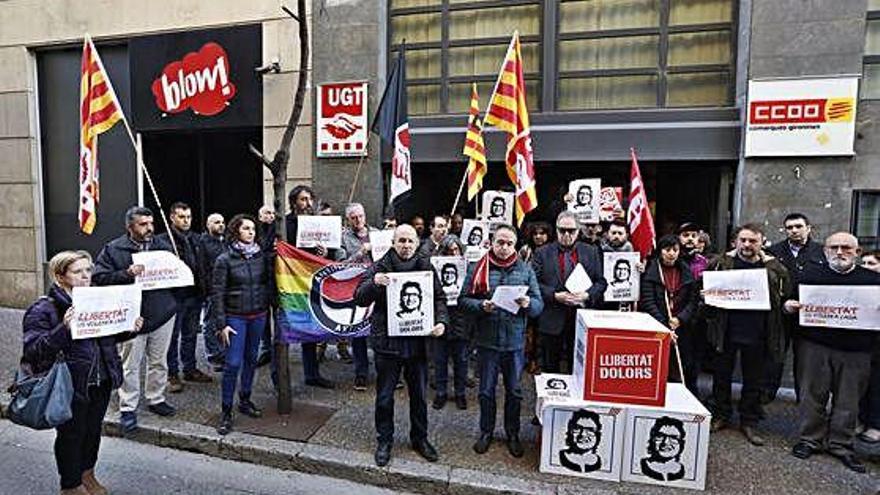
[371,43,411,211]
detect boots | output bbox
[60,486,89,495]
[81,469,107,495]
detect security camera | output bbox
[254,60,281,75]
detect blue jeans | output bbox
[477,347,524,437]
[434,338,468,398]
[168,297,201,376]
[202,300,225,362]
[222,314,266,408]
[353,337,369,379]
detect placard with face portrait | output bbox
[603,252,641,302]
[568,179,601,225]
[461,219,489,249]
[430,256,467,306]
[540,403,626,482]
[481,190,514,225]
[386,271,435,337]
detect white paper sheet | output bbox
[565,263,593,294]
[490,285,528,314]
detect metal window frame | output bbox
[850,189,880,249]
[863,11,880,100]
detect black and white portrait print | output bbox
[481,190,514,225]
[559,409,603,473]
[386,271,435,336]
[430,256,467,306]
[462,219,488,247]
[603,252,641,302]
[623,407,708,490]
[567,179,601,225]
[396,281,423,318]
[639,416,686,482]
[541,405,624,482]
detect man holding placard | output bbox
[354,224,448,467]
[703,224,791,447]
[783,232,880,473]
[93,206,179,434]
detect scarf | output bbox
[489,251,517,269]
[469,251,517,295]
[232,241,261,259]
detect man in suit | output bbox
[532,211,607,373]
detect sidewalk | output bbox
[0,307,876,494]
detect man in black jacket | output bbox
[532,211,607,373]
[93,206,178,434]
[354,224,449,467]
[198,212,226,369]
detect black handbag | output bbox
[7,352,74,430]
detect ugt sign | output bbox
[151,42,236,116]
[317,81,368,158]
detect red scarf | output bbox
[468,251,517,295]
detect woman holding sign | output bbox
[22,250,143,495]
[210,214,275,435]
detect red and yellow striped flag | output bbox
[79,34,123,234]
[483,31,536,226]
[463,83,487,202]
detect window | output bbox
[863,4,880,99]
[853,191,880,250]
[389,0,542,115]
[556,0,736,110]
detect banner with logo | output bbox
[430,256,467,306]
[599,187,623,222]
[702,268,770,310]
[317,81,368,157]
[604,252,640,302]
[744,77,858,157]
[799,285,880,331]
[275,241,372,344]
[70,285,141,340]
[295,215,342,249]
[132,251,194,291]
[568,179,601,225]
[387,271,435,337]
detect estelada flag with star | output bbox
[483,31,537,226]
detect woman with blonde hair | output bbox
[22,250,142,494]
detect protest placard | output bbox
[387,271,435,337]
[799,285,880,331]
[535,373,576,421]
[70,285,141,340]
[541,402,626,482]
[430,256,467,306]
[568,179,601,225]
[599,186,623,222]
[132,251,194,291]
[604,252,641,302]
[702,268,770,310]
[369,230,394,261]
[482,190,514,225]
[461,219,489,249]
[295,215,342,249]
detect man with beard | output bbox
[355,225,448,467]
[600,220,634,253]
[559,409,603,473]
[678,222,708,280]
[785,232,880,473]
[640,416,687,481]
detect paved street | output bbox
[0,419,403,495]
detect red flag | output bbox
[627,148,655,260]
[468,251,490,295]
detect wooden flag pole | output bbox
[657,261,687,383]
[450,166,468,217]
[347,145,369,204]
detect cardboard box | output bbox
[534,373,576,422]
[539,401,627,482]
[621,384,712,491]
[573,310,672,407]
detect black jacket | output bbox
[198,233,226,297]
[767,238,825,284]
[92,235,176,334]
[640,258,698,328]
[156,227,201,299]
[531,241,607,336]
[209,245,275,329]
[354,250,449,358]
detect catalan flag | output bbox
[463,83,487,202]
[79,34,123,234]
[484,31,536,226]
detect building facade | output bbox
[0,0,877,308]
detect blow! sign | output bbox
[151,42,236,116]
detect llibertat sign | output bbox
[132,251,194,291]
[702,268,770,311]
[799,285,880,331]
[744,76,858,157]
[71,285,141,340]
[317,81,368,157]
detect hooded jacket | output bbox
[640,258,698,328]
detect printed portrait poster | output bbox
[386,271,435,337]
[604,252,641,302]
[369,229,394,261]
[481,190,514,225]
[295,215,342,249]
[568,179,602,225]
[430,256,467,306]
[540,403,626,482]
[70,285,142,340]
[535,373,576,420]
[132,251,194,291]
[461,219,489,249]
[702,268,771,311]
[799,285,880,331]
[621,384,711,491]
[599,187,624,222]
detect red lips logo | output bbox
[151,42,236,116]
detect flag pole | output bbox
[136,133,145,207]
[347,144,369,203]
[450,164,468,217]
[657,263,687,384]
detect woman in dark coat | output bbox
[22,250,142,495]
[211,214,274,435]
[432,235,471,410]
[640,235,699,394]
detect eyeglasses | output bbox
[557,227,578,235]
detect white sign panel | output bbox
[430,256,467,306]
[599,187,623,222]
[799,285,880,331]
[461,219,489,249]
[744,77,858,157]
[540,403,626,482]
[489,285,528,314]
[568,179,602,225]
[702,268,770,311]
[132,251,194,291]
[535,373,576,420]
[70,285,141,340]
[369,230,394,261]
[317,81,368,158]
[296,215,343,249]
[481,191,514,225]
[604,252,641,302]
[387,271,435,337]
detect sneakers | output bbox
[354,376,368,392]
[183,369,213,383]
[120,411,138,434]
[147,401,176,417]
[238,399,263,418]
[217,409,233,436]
[305,377,336,389]
[167,375,184,393]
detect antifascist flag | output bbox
[627,148,656,260]
[463,83,487,202]
[371,44,411,208]
[484,31,537,226]
[275,241,373,343]
[79,34,123,235]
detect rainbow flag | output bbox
[275,241,373,344]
